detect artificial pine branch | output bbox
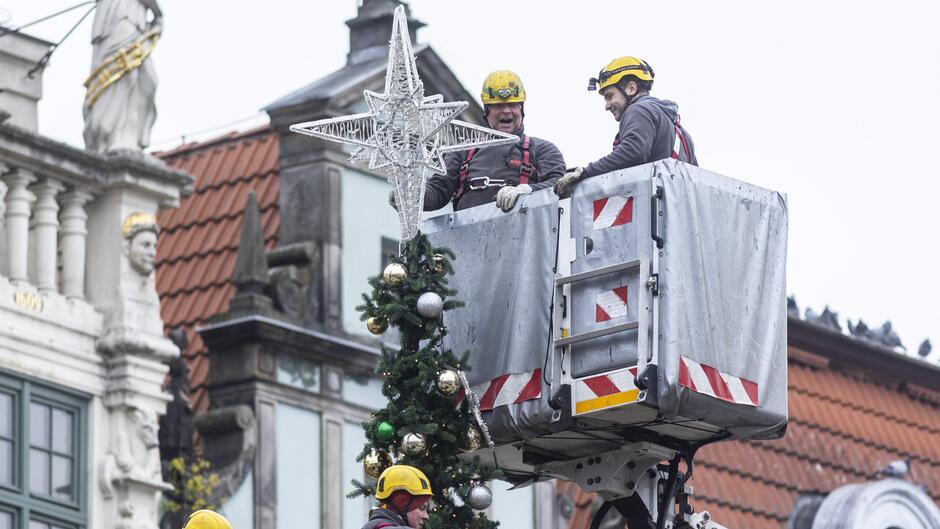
[355,232,499,529]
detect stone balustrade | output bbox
[0,120,193,319]
[0,164,92,300]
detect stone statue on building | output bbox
[83,0,163,153]
[123,212,158,277]
[97,212,175,359]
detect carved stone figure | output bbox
[83,0,163,152]
[123,213,158,276]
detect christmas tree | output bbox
[352,233,501,529]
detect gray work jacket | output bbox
[583,94,697,178]
[424,128,566,211]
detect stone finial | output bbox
[232,191,269,294]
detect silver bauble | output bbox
[467,484,493,510]
[383,263,407,287]
[436,369,461,396]
[400,432,427,456]
[416,292,444,319]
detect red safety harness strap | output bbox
[518,135,532,185]
[670,117,691,161]
[454,147,478,202]
[374,523,394,529]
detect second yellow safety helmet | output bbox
[183,510,233,529]
[588,56,655,92]
[481,70,526,105]
[375,465,434,500]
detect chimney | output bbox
[345,0,425,65]
[0,27,52,132]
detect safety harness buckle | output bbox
[467,177,507,191]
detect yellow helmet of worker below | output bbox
[588,56,655,92]
[375,464,434,500]
[183,510,233,529]
[481,70,526,105]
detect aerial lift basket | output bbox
[423,159,788,478]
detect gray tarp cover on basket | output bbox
[423,191,561,444]
[656,160,788,440]
[423,159,788,444]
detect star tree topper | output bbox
[290,5,518,242]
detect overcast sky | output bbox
[2,0,938,358]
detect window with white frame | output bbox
[0,372,87,529]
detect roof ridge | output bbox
[789,385,940,435]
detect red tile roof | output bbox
[155,126,280,414]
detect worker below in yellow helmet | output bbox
[554,57,697,196]
[394,70,565,212]
[363,465,434,529]
[182,510,232,529]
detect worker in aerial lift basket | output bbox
[390,70,566,212]
[362,465,434,529]
[554,56,698,196]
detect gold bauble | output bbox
[431,254,447,274]
[436,369,461,396]
[464,425,482,451]
[383,263,407,287]
[400,432,428,456]
[367,317,388,335]
[363,449,392,479]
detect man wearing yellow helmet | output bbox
[182,510,233,529]
[414,70,565,212]
[554,57,697,196]
[362,465,434,529]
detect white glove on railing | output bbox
[553,167,584,197]
[495,184,532,212]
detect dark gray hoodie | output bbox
[361,508,410,529]
[582,94,697,178]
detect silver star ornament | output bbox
[290,5,518,242]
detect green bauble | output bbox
[376,421,396,443]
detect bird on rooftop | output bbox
[918,339,932,358]
[848,319,870,339]
[879,459,911,478]
[787,296,800,318]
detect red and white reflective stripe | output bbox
[574,367,639,414]
[472,369,542,411]
[593,196,634,230]
[580,367,637,398]
[596,286,628,322]
[678,356,759,406]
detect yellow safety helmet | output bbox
[588,56,655,92]
[183,510,233,529]
[481,70,526,105]
[375,465,434,500]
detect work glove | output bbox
[495,184,532,212]
[553,167,584,197]
[388,189,398,210]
